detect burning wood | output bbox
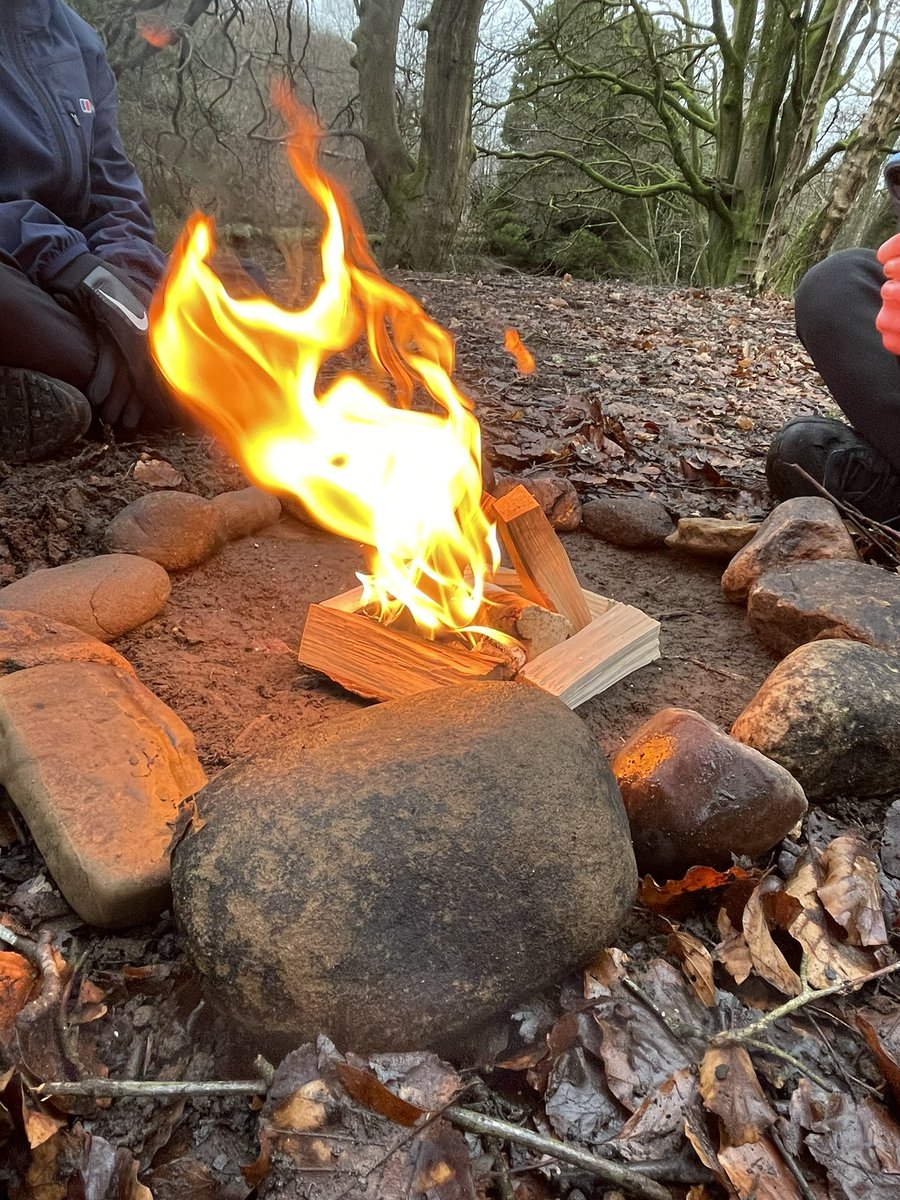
[147,95,659,707]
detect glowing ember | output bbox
[138,21,177,48]
[149,91,500,640]
[504,328,535,374]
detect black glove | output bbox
[50,253,177,430]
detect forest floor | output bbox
[2,271,898,1200]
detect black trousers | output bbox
[0,255,97,393]
[795,247,900,472]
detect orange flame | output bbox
[138,21,177,48]
[149,93,499,639]
[504,327,535,374]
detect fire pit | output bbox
[148,92,658,704]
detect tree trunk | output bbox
[766,45,900,293]
[353,0,487,270]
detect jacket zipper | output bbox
[3,12,78,211]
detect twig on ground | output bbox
[0,923,41,966]
[444,1106,672,1200]
[485,1134,515,1200]
[712,958,900,1048]
[741,1036,833,1092]
[770,1127,819,1200]
[35,1078,267,1099]
[791,464,900,566]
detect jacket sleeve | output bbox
[77,40,166,304]
[0,199,90,285]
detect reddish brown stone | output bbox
[0,662,206,928]
[748,560,900,657]
[0,609,134,676]
[210,487,282,541]
[0,555,170,643]
[722,498,857,604]
[666,518,760,558]
[493,475,581,531]
[611,707,806,881]
[105,491,224,571]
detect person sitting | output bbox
[766,153,900,526]
[0,0,177,465]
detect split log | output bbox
[519,601,660,708]
[488,486,592,630]
[299,603,516,702]
[480,587,574,659]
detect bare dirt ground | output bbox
[4,273,898,1200]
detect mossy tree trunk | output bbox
[352,0,487,270]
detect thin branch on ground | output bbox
[791,464,900,567]
[444,1105,673,1200]
[0,924,41,966]
[35,1078,268,1099]
[712,957,900,1048]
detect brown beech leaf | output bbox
[781,850,879,987]
[792,1082,900,1199]
[639,865,761,914]
[742,880,802,997]
[612,1068,698,1162]
[817,835,889,947]
[699,1045,776,1145]
[715,907,753,985]
[0,950,40,1047]
[857,1008,900,1111]
[717,1137,804,1200]
[334,1061,426,1127]
[668,930,715,1006]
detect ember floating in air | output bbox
[149,90,499,641]
[504,327,535,374]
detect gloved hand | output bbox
[49,253,176,430]
[876,231,900,355]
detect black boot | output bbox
[766,415,900,526]
[0,367,92,464]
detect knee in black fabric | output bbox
[794,248,881,347]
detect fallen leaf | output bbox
[817,835,888,947]
[334,1060,426,1127]
[133,457,184,488]
[640,865,761,914]
[668,930,715,1006]
[715,907,753,985]
[857,1008,900,1111]
[0,950,40,1046]
[699,1045,777,1145]
[717,1137,803,1199]
[742,880,802,996]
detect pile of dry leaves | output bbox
[2,806,900,1200]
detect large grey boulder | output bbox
[748,560,900,658]
[722,497,858,604]
[172,681,637,1054]
[731,640,900,800]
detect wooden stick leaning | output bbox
[487,486,593,630]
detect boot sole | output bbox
[0,369,92,464]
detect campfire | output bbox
[149,92,659,705]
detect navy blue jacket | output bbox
[0,0,165,302]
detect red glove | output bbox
[876,231,900,354]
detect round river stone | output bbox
[172,681,637,1054]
